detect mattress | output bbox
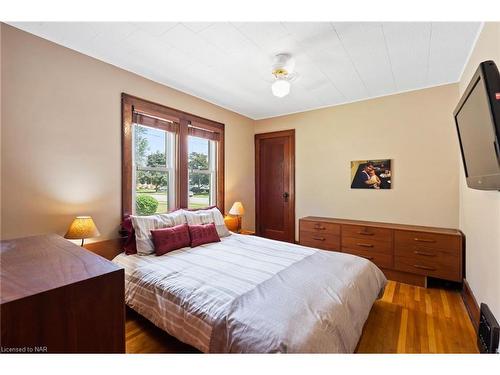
[113,233,386,353]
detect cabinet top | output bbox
[0,234,122,304]
[300,216,462,236]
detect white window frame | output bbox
[132,123,176,215]
[187,136,217,208]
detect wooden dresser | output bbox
[299,217,464,287]
[0,234,125,353]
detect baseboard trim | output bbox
[462,278,480,332]
[381,268,427,287]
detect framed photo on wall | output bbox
[350,159,392,189]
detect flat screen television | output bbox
[454,60,500,190]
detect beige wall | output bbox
[458,22,500,319]
[0,24,255,241]
[255,84,461,238]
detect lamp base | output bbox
[236,216,242,234]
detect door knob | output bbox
[283,192,289,199]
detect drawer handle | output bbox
[357,231,374,236]
[414,238,436,243]
[413,250,436,257]
[413,264,436,271]
[360,255,374,260]
[313,225,326,230]
[312,236,325,241]
[356,243,374,248]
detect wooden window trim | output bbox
[121,93,225,219]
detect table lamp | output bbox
[64,216,100,246]
[229,202,245,233]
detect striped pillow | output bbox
[182,207,230,238]
[160,209,187,226]
[131,215,170,255]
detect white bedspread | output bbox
[113,233,386,353]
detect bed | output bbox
[113,233,387,353]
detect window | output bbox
[188,136,217,209]
[133,124,176,214]
[122,94,224,218]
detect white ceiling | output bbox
[9,22,482,119]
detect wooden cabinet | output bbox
[299,217,464,287]
[299,218,340,251]
[394,230,462,282]
[0,234,125,353]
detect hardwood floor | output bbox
[125,281,478,354]
[356,281,478,353]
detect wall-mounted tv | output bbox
[454,60,500,190]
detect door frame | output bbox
[255,129,295,243]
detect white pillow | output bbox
[160,209,187,226]
[183,207,230,238]
[130,215,169,255]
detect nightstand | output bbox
[239,230,255,235]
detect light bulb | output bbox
[272,79,291,98]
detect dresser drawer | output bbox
[300,220,340,235]
[341,236,393,255]
[341,224,393,242]
[395,255,461,281]
[343,248,393,269]
[395,230,460,256]
[299,230,340,251]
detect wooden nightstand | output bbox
[239,230,255,235]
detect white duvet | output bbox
[113,233,386,353]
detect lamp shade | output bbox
[229,202,245,216]
[64,216,100,240]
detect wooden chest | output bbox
[0,234,125,353]
[299,217,464,287]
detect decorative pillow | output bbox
[188,223,221,247]
[151,223,191,256]
[160,209,187,226]
[207,207,231,237]
[130,215,170,255]
[183,207,230,238]
[121,216,137,255]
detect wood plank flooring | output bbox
[125,281,478,354]
[356,281,478,353]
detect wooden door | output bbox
[255,130,295,243]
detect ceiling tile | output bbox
[283,22,333,42]
[302,31,366,100]
[161,24,225,68]
[382,22,431,91]
[308,82,344,107]
[333,22,396,97]
[427,22,481,84]
[198,23,256,54]
[233,22,289,47]
[133,22,177,37]
[183,22,214,33]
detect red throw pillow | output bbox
[188,223,221,247]
[122,216,137,255]
[151,223,191,256]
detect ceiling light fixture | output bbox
[271,53,297,98]
[272,79,291,98]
